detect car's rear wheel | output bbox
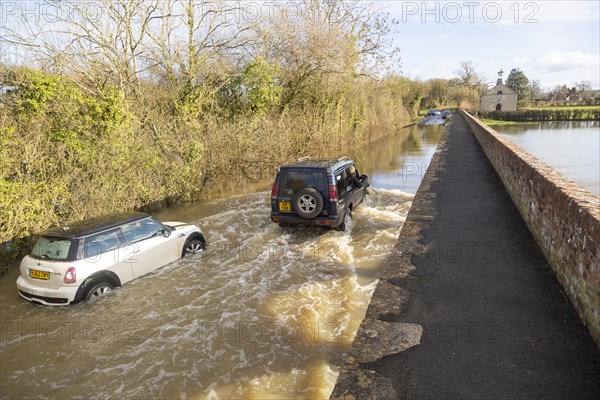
[85,282,114,302]
[183,238,205,257]
[292,188,324,219]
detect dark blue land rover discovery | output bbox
[270,157,369,231]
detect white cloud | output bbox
[513,57,532,64]
[384,0,599,25]
[536,1,600,23]
[510,51,600,88]
[534,51,599,72]
[441,60,457,69]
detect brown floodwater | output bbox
[0,124,443,399]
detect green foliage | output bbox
[1,68,134,243]
[14,69,61,114]
[220,57,283,117]
[506,68,531,107]
[481,108,600,121]
[175,84,214,119]
[0,0,412,263]
[1,66,413,258]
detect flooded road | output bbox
[1,125,443,399]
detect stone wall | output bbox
[460,110,600,345]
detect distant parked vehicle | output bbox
[17,212,206,305]
[427,109,441,116]
[442,110,452,119]
[270,157,369,231]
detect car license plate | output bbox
[279,201,291,212]
[30,269,50,280]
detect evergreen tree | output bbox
[506,68,531,107]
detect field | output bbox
[523,105,600,111]
[479,106,600,122]
[480,119,540,126]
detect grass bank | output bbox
[481,106,600,122]
[480,119,541,126]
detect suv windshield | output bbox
[30,236,72,260]
[280,169,327,195]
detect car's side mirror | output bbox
[162,228,171,238]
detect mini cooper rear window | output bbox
[30,236,72,260]
[280,169,327,195]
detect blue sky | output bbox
[2,1,598,90]
[383,1,600,90]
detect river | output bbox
[490,121,600,196]
[0,124,443,399]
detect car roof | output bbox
[39,212,150,239]
[280,157,354,172]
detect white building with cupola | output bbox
[479,69,517,112]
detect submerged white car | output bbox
[17,212,206,305]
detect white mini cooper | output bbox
[17,212,206,305]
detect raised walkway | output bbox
[332,114,600,399]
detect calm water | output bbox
[491,121,600,196]
[352,124,444,194]
[0,125,443,399]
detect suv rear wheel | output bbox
[292,188,324,219]
[336,209,352,232]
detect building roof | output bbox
[481,84,516,96]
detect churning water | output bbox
[1,125,443,399]
[1,189,412,399]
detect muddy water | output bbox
[0,125,443,399]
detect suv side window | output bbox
[120,217,164,244]
[349,164,360,189]
[336,169,349,197]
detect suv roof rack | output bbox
[297,156,311,162]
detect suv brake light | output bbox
[271,183,279,197]
[64,267,76,284]
[329,185,338,201]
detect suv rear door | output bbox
[276,169,328,216]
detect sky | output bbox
[383,0,600,90]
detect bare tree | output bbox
[3,1,164,95]
[145,0,254,87]
[2,0,399,103]
[454,61,479,87]
[256,0,399,107]
[574,81,592,98]
[529,79,543,99]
